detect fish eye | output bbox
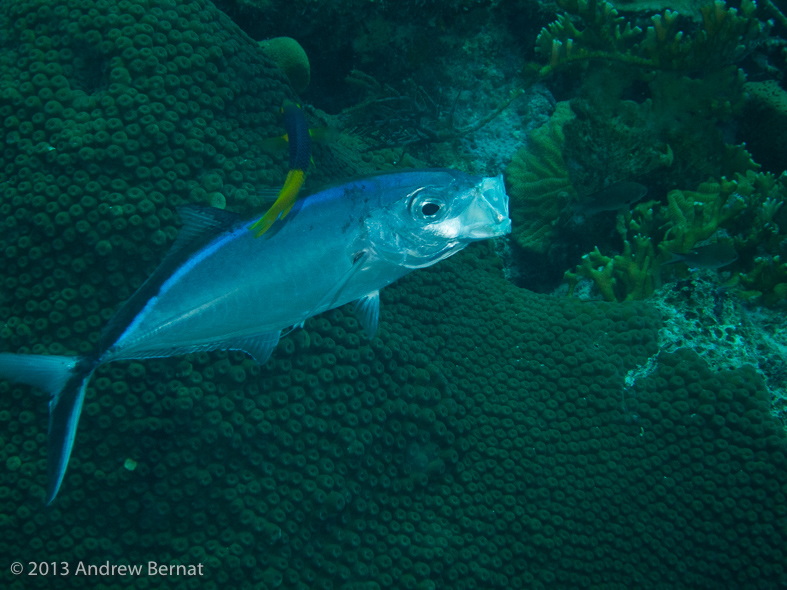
[422,202,440,216]
[408,188,447,221]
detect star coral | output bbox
[1,0,786,588]
[4,237,787,588]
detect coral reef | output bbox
[0,0,288,358]
[505,101,576,254]
[565,236,659,302]
[1,0,786,588]
[0,0,366,358]
[533,0,769,77]
[565,167,787,305]
[506,1,763,294]
[531,1,752,179]
[659,178,744,256]
[523,0,762,191]
[2,244,786,589]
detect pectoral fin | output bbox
[352,291,380,339]
[304,250,370,322]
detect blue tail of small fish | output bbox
[0,353,97,504]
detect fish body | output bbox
[663,242,738,269]
[251,101,313,237]
[0,168,511,503]
[575,181,648,215]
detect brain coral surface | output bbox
[0,0,321,358]
[1,0,787,589]
[1,241,786,590]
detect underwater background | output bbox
[1,0,787,588]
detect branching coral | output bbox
[567,169,787,305]
[658,178,745,256]
[565,235,659,302]
[533,0,770,77]
[533,0,648,76]
[530,0,760,186]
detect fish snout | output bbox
[462,175,512,240]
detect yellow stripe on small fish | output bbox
[252,101,312,238]
[249,169,306,237]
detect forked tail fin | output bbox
[0,353,97,504]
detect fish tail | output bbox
[249,205,281,238]
[0,353,98,504]
[279,169,306,219]
[250,169,307,237]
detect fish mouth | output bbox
[461,174,511,240]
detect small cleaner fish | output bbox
[251,101,313,237]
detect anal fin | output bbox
[111,332,282,367]
[230,332,280,365]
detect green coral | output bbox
[508,13,751,268]
[533,0,769,77]
[731,173,787,304]
[257,37,311,93]
[562,78,674,191]
[0,0,368,358]
[568,167,787,304]
[565,235,659,302]
[505,101,576,254]
[665,179,738,245]
[523,0,763,197]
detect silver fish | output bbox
[0,169,511,503]
[663,242,738,269]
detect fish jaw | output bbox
[459,174,511,240]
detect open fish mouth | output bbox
[462,174,511,240]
